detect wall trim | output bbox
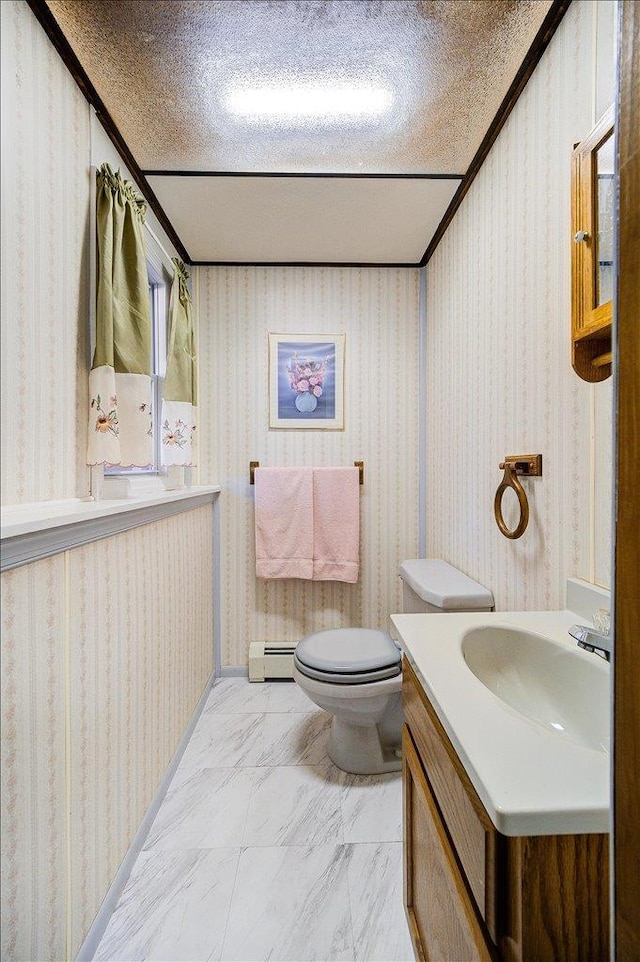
[1,490,220,571]
[144,170,464,180]
[220,666,250,678]
[418,267,427,557]
[24,0,190,264]
[614,1,640,953]
[420,0,573,266]
[189,260,420,268]
[26,0,570,271]
[213,496,222,678]
[74,669,217,962]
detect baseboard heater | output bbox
[248,641,298,682]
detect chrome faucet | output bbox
[569,625,613,662]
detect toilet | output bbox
[293,559,494,775]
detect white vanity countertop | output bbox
[392,609,610,837]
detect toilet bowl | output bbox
[293,560,494,775]
[293,628,403,775]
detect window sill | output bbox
[97,465,188,500]
[1,485,221,571]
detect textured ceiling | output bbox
[47,0,553,174]
[44,0,556,262]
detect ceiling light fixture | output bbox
[224,84,393,123]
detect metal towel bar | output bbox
[250,461,364,485]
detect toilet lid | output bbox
[294,628,401,684]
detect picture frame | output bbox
[268,333,345,429]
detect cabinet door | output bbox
[403,659,498,936]
[403,726,495,962]
[571,105,614,381]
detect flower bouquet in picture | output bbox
[269,334,345,430]
[286,352,329,413]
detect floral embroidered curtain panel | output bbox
[87,164,153,467]
[87,166,198,469]
[162,259,197,466]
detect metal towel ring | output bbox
[494,461,529,540]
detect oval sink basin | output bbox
[461,625,609,753]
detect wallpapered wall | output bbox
[196,266,421,666]
[0,5,215,960]
[0,1,182,505]
[424,0,614,609]
[0,1,617,958]
[0,506,214,962]
[0,0,91,505]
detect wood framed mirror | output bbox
[571,104,614,382]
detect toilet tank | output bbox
[399,560,494,613]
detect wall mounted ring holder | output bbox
[494,455,542,539]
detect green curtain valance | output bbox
[92,163,151,375]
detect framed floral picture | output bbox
[269,333,345,429]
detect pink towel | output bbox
[254,467,314,579]
[312,467,360,583]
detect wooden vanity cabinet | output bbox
[404,728,496,961]
[402,659,609,962]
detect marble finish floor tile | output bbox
[265,679,318,713]
[177,711,266,769]
[341,770,403,843]
[205,677,272,714]
[94,677,415,962]
[177,709,330,772]
[243,763,345,847]
[144,767,255,850]
[347,842,415,962]
[221,844,355,961]
[204,678,316,715]
[252,710,332,766]
[94,848,240,961]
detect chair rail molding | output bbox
[1,487,220,571]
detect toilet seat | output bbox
[294,628,401,685]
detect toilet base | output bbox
[327,715,402,775]
[292,664,403,776]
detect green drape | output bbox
[93,164,151,374]
[87,164,153,467]
[165,258,197,404]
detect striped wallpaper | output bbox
[196,266,421,667]
[0,0,91,505]
[0,6,215,959]
[67,507,214,954]
[0,1,616,958]
[424,0,614,611]
[0,507,214,962]
[0,555,67,962]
